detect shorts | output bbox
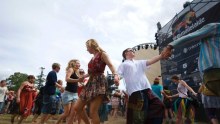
[163,100,172,109]
[41,94,56,115]
[62,91,78,105]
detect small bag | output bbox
[187,92,201,108]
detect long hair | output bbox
[86,39,105,53]
[66,59,79,72]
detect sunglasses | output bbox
[127,49,134,52]
[79,71,85,74]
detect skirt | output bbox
[79,74,107,101]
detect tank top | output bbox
[177,82,188,98]
[65,71,78,93]
[88,52,106,75]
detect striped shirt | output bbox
[169,23,220,73]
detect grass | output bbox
[0,114,126,124]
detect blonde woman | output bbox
[56,60,84,124]
[74,39,119,124]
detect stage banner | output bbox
[158,1,220,87]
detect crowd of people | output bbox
[0,31,219,124]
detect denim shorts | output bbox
[41,94,56,115]
[62,91,78,105]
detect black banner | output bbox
[159,1,220,87]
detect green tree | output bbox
[6,72,28,91]
[36,75,45,89]
[35,67,45,89]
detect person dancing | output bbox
[16,75,37,124]
[168,75,197,124]
[117,47,171,124]
[74,39,119,124]
[40,63,63,124]
[56,59,84,124]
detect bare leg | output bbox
[67,102,77,124]
[45,114,52,123]
[74,98,90,124]
[11,114,17,124]
[211,118,219,124]
[17,116,25,124]
[169,108,174,118]
[32,114,40,123]
[164,108,169,123]
[56,103,71,124]
[89,96,103,124]
[112,108,118,118]
[40,114,49,124]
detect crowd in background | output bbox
[0,36,219,124]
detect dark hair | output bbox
[171,75,180,80]
[153,77,160,85]
[0,80,6,84]
[163,86,168,90]
[122,48,132,60]
[27,75,35,80]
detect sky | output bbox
[0,0,189,85]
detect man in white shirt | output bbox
[117,47,171,124]
[0,80,8,114]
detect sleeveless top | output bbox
[22,85,34,92]
[88,52,106,75]
[177,82,188,98]
[65,71,78,93]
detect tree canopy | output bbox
[6,72,28,91]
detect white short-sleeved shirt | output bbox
[0,86,8,102]
[117,59,151,96]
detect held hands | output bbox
[32,88,37,92]
[167,95,172,99]
[193,92,198,96]
[114,74,120,86]
[78,77,84,82]
[60,87,65,93]
[16,98,20,103]
[161,45,173,59]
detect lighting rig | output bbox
[132,43,158,52]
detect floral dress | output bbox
[79,52,108,101]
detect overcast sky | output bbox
[0,0,189,85]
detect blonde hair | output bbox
[66,59,79,71]
[86,39,105,52]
